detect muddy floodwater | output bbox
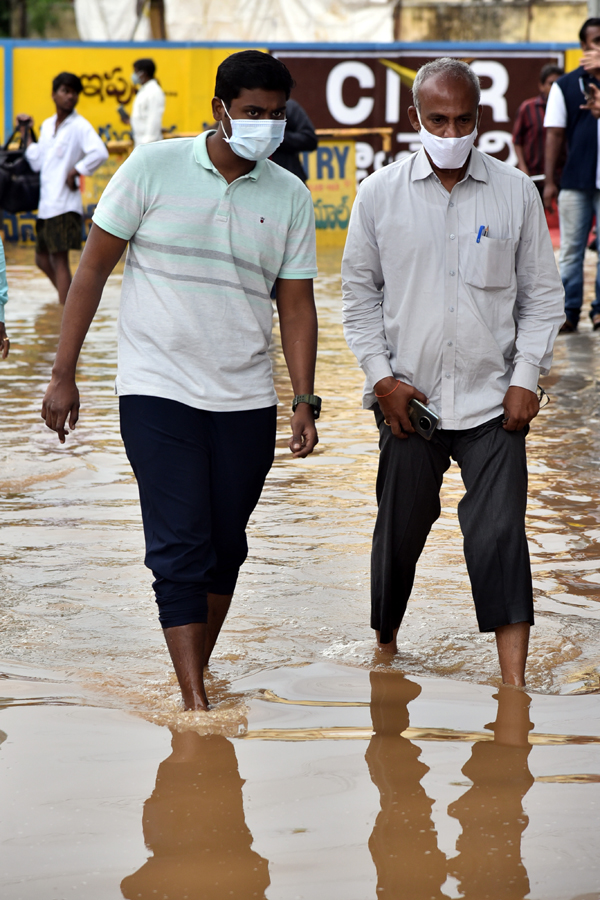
[1,246,600,899]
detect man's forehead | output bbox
[233,87,286,107]
[584,25,600,42]
[418,73,478,111]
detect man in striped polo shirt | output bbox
[41,51,320,711]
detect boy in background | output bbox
[16,72,108,304]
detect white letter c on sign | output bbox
[326,61,375,125]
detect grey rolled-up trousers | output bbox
[371,407,534,644]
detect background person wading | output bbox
[16,72,108,305]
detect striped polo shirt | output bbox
[92,131,317,411]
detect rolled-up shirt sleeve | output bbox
[342,181,394,387]
[74,121,109,176]
[511,179,565,392]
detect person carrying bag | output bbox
[0,125,40,214]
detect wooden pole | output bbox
[149,0,166,40]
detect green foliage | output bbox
[0,0,73,38]
[27,0,72,37]
[0,3,12,37]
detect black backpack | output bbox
[0,127,40,214]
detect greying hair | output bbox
[412,58,481,111]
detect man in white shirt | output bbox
[16,72,108,304]
[118,58,165,147]
[343,58,564,687]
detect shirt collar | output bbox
[193,129,265,181]
[411,145,489,185]
[52,110,78,130]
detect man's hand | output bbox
[543,179,558,212]
[374,377,428,440]
[502,385,539,432]
[15,113,33,132]
[581,49,600,72]
[0,322,9,360]
[66,168,79,191]
[580,83,600,118]
[289,404,318,458]
[41,375,80,443]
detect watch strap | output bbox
[292,394,322,419]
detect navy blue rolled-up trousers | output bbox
[120,395,277,629]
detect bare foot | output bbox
[375,628,399,653]
[163,623,210,710]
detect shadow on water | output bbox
[120,730,270,900]
[366,670,534,900]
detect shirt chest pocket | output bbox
[53,141,67,159]
[464,235,515,291]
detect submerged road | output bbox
[0,248,599,899]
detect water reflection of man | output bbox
[342,58,564,686]
[366,671,446,899]
[120,731,270,899]
[448,688,534,900]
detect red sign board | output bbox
[275,49,564,178]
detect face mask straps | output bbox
[218,99,287,162]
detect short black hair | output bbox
[134,58,156,79]
[579,17,600,42]
[215,50,294,107]
[539,64,564,84]
[52,72,83,94]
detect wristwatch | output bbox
[292,394,322,419]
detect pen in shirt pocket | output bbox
[476,225,489,243]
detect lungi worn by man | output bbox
[342,58,564,686]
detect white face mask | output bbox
[220,101,286,161]
[416,109,478,170]
[131,72,141,85]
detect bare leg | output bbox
[204,592,233,667]
[375,627,399,654]
[495,621,530,687]
[49,251,72,305]
[163,623,209,710]
[35,251,58,287]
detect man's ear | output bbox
[407,105,420,132]
[211,97,225,122]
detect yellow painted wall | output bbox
[12,46,262,139]
[565,48,581,73]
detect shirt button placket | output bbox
[443,198,459,421]
[216,184,231,223]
